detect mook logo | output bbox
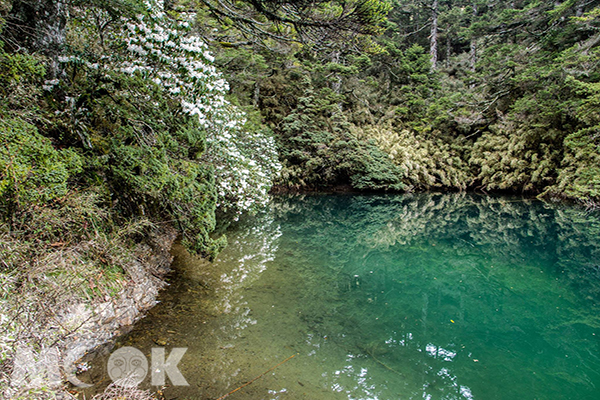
[107,347,148,386]
[107,346,189,387]
[11,345,188,390]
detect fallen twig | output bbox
[215,353,297,400]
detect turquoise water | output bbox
[84,194,600,399]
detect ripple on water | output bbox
[81,193,600,400]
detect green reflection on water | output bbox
[84,193,600,400]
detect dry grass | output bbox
[0,189,164,398]
[91,379,156,400]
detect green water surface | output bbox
[85,194,600,400]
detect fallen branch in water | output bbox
[366,349,404,377]
[215,353,297,400]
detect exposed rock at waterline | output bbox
[4,226,177,398]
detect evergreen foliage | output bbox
[204,0,600,206]
[277,78,405,190]
[0,117,82,215]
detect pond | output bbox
[82,193,600,400]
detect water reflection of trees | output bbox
[212,213,282,321]
[272,193,600,301]
[270,193,600,399]
[145,194,600,400]
[174,212,283,398]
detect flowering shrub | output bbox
[116,2,281,214]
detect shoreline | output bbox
[1,224,177,399]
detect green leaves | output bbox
[275,80,404,190]
[0,118,83,216]
[198,0,392,46]
[0,0,283,258]
[186,0,600,206]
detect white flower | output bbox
[114,0,281,212]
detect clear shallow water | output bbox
[83,193,600,400]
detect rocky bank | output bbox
[2,225,177,399]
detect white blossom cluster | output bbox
[115,1,281,212]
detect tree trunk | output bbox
[430,0,438,71]
[446,26,451,69]
[330,50,342,94]
[330,50,343,113]
[469,0,478,74]
[470,40,477,72]
[576,1,584,17]
[7,0,68,81]
[253,81,260,108]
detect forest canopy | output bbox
[197,0,392,46]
